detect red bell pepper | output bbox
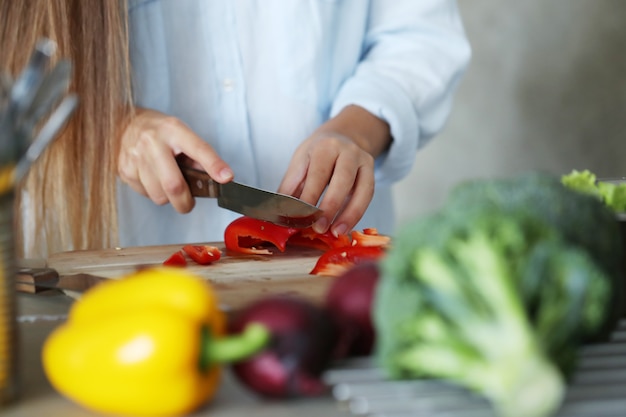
[350,228,391,248]
[163,250,187,267]
[224,217,299,255]
[182,244,222,265]
[288,227,351,252]
[223,217,392,276]
[310,246,386,277]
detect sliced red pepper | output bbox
[163,250,187,267]
[182,244,222,265]
[310,246,386,277]
[224,216,299,255]
[288,227,351,251]
[350,228,391,248]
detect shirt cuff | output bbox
[330,74,421,186]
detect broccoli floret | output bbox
[561,169,602,200]
[597,181,626,212]
[444,172,624,335]
[562,169,626,212]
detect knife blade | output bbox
[16,267,106,293]
[179,164,323,228]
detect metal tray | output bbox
[324,319,626,417]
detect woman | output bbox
[120,0,472,247]
[1,0,471,257]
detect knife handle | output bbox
[16,267,59,294]
[179,165,220,198]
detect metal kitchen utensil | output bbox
[13,94,78,183]
[2,39,55,129]
[0,37,73,407]
[180,164,323,228]
[324,320,626,417]
[14,59,72,157]
[20,59,71,125]
[8,39,55,114]
[0,39,56,166]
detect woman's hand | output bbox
[278,105,391,237]
[118,108,233,213]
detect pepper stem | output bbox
[200,323,270,370]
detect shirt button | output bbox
[222,78,235,92]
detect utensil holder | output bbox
[0,190,18,405]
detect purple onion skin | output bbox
[325,261,380,357]
[228,296,339,398]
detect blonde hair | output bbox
[0,0,132,257]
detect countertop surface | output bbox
[8,291,626,417]
[2,292,348,417]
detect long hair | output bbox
[0,0,132,257]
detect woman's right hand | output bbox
[117,108,233,213]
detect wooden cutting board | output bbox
[41,242,334,311]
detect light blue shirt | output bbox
[119,0,471,246]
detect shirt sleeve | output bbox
[330,0,471,185]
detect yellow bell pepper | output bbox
[42,267,269,417]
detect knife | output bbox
[16,267,106,294]
[179,164,323,228]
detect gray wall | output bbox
[393,0,626,229]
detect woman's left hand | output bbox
[277,105,391,237]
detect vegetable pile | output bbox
[226,262,383,398]
[44,171,626,417]
[162,216,391,276]
[223,217,390,276]
[41,263,385,415]
[374,172,624,417]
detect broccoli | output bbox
[523,241,611,373]
[374,172,620,417]
[560,169,602,200]
[444,172,624,335]
[562,169,626,213]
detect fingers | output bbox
[277,161,307,197]
[177,139,234,184]
[117,108,232,213]
[313,148,374,236]
[281,133,375,236]
[324,163,374,236]
[314,157,374,236]
[118,108,376,226]
[144,144,195,212]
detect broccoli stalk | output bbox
[390,230,564,417]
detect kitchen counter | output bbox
[2,292,347,417]
[8,289,625,417]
